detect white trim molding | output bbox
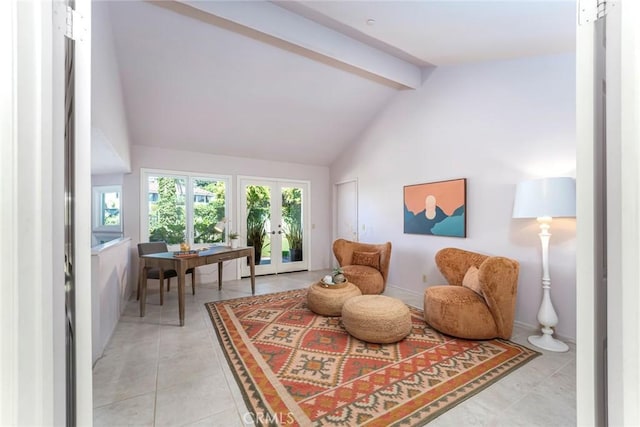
[576,1,597,425]
[1,0,57,424]
[0,0,19,424]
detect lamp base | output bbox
[528,334,569,352]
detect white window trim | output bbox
[92,185,122,232]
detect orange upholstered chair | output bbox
[332,239,392,294]
[423,248,520,340]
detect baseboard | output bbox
[513,320,576,344]
[385,284,423,297]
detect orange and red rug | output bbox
[205,289,539,426]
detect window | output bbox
[92,185,122,232]
[141,169,230,249]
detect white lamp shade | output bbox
[214,218,227,233]
[512,177,576,218]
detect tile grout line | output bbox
[152,298,166,427]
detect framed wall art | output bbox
[403,178,467,237]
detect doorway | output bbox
[239,178,310,276]
[335,179,358,242]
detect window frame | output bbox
[140,168,232,249]
[92,185,123,232]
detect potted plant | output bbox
[332,267,346,283]
[284,220,303,261]
[246,216,267,264]
[229,232,240,249]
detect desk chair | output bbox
[137,242,196,305]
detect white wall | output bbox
[92,173,124,186]
[331,53,577,339]
[123,145,332,290]
[92,1,131,174]
[91,238,131,364]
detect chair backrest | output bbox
[332,238,392,285]
[435,247,520,338]
[138,241,169,257]
[435,248,488,286]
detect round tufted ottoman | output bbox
[307,281,362,316]
[341,295,412,344]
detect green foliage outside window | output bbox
[281,188,301,224]
[282,188,302,251]
[245,186,270,253]
[149,177,185,244]
[148,177,226,245]
[146,179,301,250]
[194,180,226,243]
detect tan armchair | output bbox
[423,248,520,340]
[332,239,392,294]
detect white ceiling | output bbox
[104,0,576,168]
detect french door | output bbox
[239,178,309,276]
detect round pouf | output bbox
[341,295,412,344]
[307,281,362,316]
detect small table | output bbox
[306,281,362,316]
[140,246,256,326]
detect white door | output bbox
[335,180,358,241]
[239,178,309,276]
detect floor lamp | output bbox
[214,218,228,241]
[512,177,576,352]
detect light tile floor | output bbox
[93,270,576,426]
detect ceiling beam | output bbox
[175,0,423,89]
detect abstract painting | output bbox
[403,178,467,237]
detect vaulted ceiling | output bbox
[103,0,576,168]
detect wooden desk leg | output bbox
[218,261,223,291]
[159,269,164,305]
[137,259,144,300]
[140,266,148,317]
[178,262,186,326]
[249,251,256,295]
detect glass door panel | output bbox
[281,185,303,265]
[244,183,274,274]
[240,178,308,276]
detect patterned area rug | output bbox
[205,289,539,426]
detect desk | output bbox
[139,246,255,326]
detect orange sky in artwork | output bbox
[405,180,465,216]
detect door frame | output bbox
[576,1,640,425]
[333,178,359,243]
[237,176,311,277]
[1,0,92,424]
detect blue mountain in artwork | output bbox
[431,213,465,237]
[403,205,448,235]
[404,204,465,236]
[452,205,465,217]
